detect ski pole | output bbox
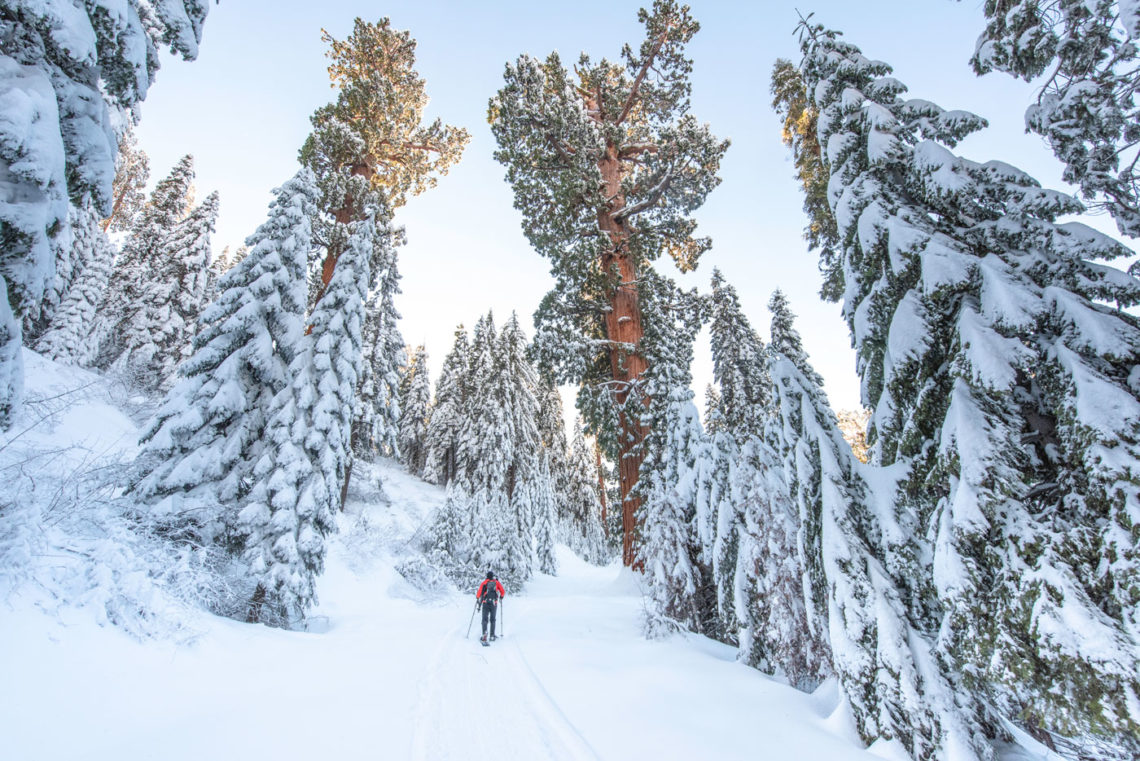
[466,599,479,639]
[499,597,504,638]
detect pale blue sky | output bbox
[134,0,1120,413]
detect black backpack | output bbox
[482,578,499,603]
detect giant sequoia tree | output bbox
[489,0,727,565]
[300,17,468,294]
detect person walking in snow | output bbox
[476,571,505,644]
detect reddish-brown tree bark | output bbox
[594,441,608,538]
[596,143,648,569]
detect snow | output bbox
[0,351,902,761]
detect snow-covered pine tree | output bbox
[534,455,559,576]
[0,1,210,426]
[704,268,774,639]
[708,269,770,434]
[490,1,728,567]
[423,325,469,485]
[701,407,738,641]
[499,312,541,535]
[35,203,116,365]
[129,169,319,546]
[798,22,1140,753]
[240,214,372,623]
[353,220,405,459]
[970,0,1140,238]
[427,483,472,573]
[564,419,608,565]
[138,190,219,390]
[96,155,195,373]
[703,384,723,432]
[536,377,572,524]
[103,126,150,233]
[764,301,977,757]
[455,313,500,495]
[633,274,713,635]
[397,345,431,475]
[25,202,97,342]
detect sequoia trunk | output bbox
[598,145,648,568]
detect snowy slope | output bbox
[0,352,1047,761]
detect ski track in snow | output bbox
[411,624,603,761]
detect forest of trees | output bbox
[3,1,1139,759]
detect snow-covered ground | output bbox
[0,352,1050,761]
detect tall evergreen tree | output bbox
[96,155,196,374]
[764,301,977,759]
[534,455,560,575]
[35,203,116,366]
[103,126,150,233]
[536,377,572,523]
[139,190,219,390]
[423,325,469,485]
[130,170,318,545]
[634,275,713,634]
[299,17,467,300]
[240,215,372,623]
[708,269,770,436]
[398,345,432,474]
[564,419,608,565]
[490,1,728,566]
[499,312,542,533]
[353,222,404,459]
[970,0,1140,238]
[797,22,1140,753]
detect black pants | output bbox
[480,600,498,637]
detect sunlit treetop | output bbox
[301,18,470,210]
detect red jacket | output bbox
[477,578,505,603]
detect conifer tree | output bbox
[702,407,739,640]
[96,155,196,373]
[25,202,99,342]
[704,269,773,639]
[300,17,467,298]
[970,0,1140,238]
[536,377,572,522]
[130,170,319,544]
[708,269,770,436]
[770,58,841,300]
[499,313,541,532]
[103,126,151,233]
[490,1,728,566]
[398,345,432,474]
[455,314,500,495]
[240,215,372,623]
[765,310,975,758]
[634,275,712,633]
[564,419,608,564]
[427,484,472,572]
[36,204,116,366]
[353,224,405,459]
[423,325,469,485]
[534,455,560,575]
[797,22,1140,753]
[139,190,219,390]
